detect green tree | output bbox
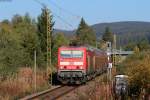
[12,14,40,67]
[124,42,136,51]
[133,45,140,53]
[124,38,150,51]
[0,22,23,76]
[24,13,31,24]
[76,18,96,46]
[137,38,150,51]
[0,13,54,75]
[12,14,23,28]
[37,7,54,64]
[102,27,113,43]
[52,33,69,66]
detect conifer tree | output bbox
[102,27,113,43]
[52,33,69,65]
[37,7,54,64]
[76,18,96,46]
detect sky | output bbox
[0,0,150,30]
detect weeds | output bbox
[0,67,49,99]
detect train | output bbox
[57,46,108,84]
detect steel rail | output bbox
[20,86,77,100]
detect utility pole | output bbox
[106,42,112,100]
[111,35,117,99]
[113,34,116,74]
[46,7,52,86]
[33,0,53,86]
[34,50,37,92]
[106,42,112,81]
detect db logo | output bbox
[70,62,74,65]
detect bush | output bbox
[122,51,150,97]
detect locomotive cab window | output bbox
[61,50,72,58]
[61,50,83,58]
[72,50,83,58]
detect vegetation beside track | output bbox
[116,50,150,99]
[0,67,50,99]
[0,7,67,99]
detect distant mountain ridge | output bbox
[54,21,150,37]
[92,21,150,36]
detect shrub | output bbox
[122,51,150,97]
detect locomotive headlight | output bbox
[60,66,67,69]
[60,66,63,69]
[77,66,83,69]
[60,62,69,65]
[74,62,83,65]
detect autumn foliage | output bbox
[122,51,150,97]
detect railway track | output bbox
[20,73,107,100]
[20,86,78,100]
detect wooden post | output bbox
[34,50,37,92]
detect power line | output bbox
[47,0,81,28]
[52,12,74,28]
[33,0,47,7]
[48,0,81,19]
[33,0,74,29]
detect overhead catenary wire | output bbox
[52,12,74,28]
[33,0,74,29]
[47,0,81,29]
[47,0,81,19]
[33,0,47,7]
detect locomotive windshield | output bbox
[61,50,83,58]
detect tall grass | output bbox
[76,74,113,100]
[0,67,49,99]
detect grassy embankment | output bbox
[0,67,53,100]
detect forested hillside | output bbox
[92,21,150,47]
[55,21,150,47]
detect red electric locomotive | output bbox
[57,46,108,84]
